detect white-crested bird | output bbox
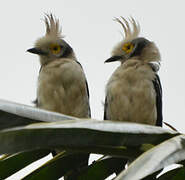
[27,14,90,118]
[104,17,162,127]
[27,14,91,174]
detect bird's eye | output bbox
[122,42,134,54]
[50,44,61,54]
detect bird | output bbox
[27,14,90,119]
[27,13,91,175]
[104,17,162,127]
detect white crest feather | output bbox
[44,13,63,38]
[114,17,140,42]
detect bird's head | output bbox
[27,14,74,65]
[105,17,161,64]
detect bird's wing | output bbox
[76,61,91,117]
[104,96,108,120]
[152,73,163,127]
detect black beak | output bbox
[27,48,47,55]
[104,56,122,63]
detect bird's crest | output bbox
[44,13,63,38]
[114,17,140,42]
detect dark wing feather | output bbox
[76,61,91,117]
[153,74,163,127]
[85,79,91,117]
[104,96,108,120]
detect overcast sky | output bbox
[0,0,185,179]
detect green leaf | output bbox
[0,120,178,157]
[0,149,50,179]
[0,99,77,130]
[22,151,89,180]
[75,157,127,180]
[142,170,162,180]
[0,109,38,131]
[115,134,185,180]
[157,167,185,180]
[0,154,9,160]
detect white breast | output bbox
[106,59,157,125]
[37,58,90,118]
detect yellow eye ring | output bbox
[50,44,61,54]
[122,42,134,54]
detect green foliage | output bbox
[0,99,184,180]
[0,149,50,179]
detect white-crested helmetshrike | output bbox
[27,14,91,173]
[104,17,162,127]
